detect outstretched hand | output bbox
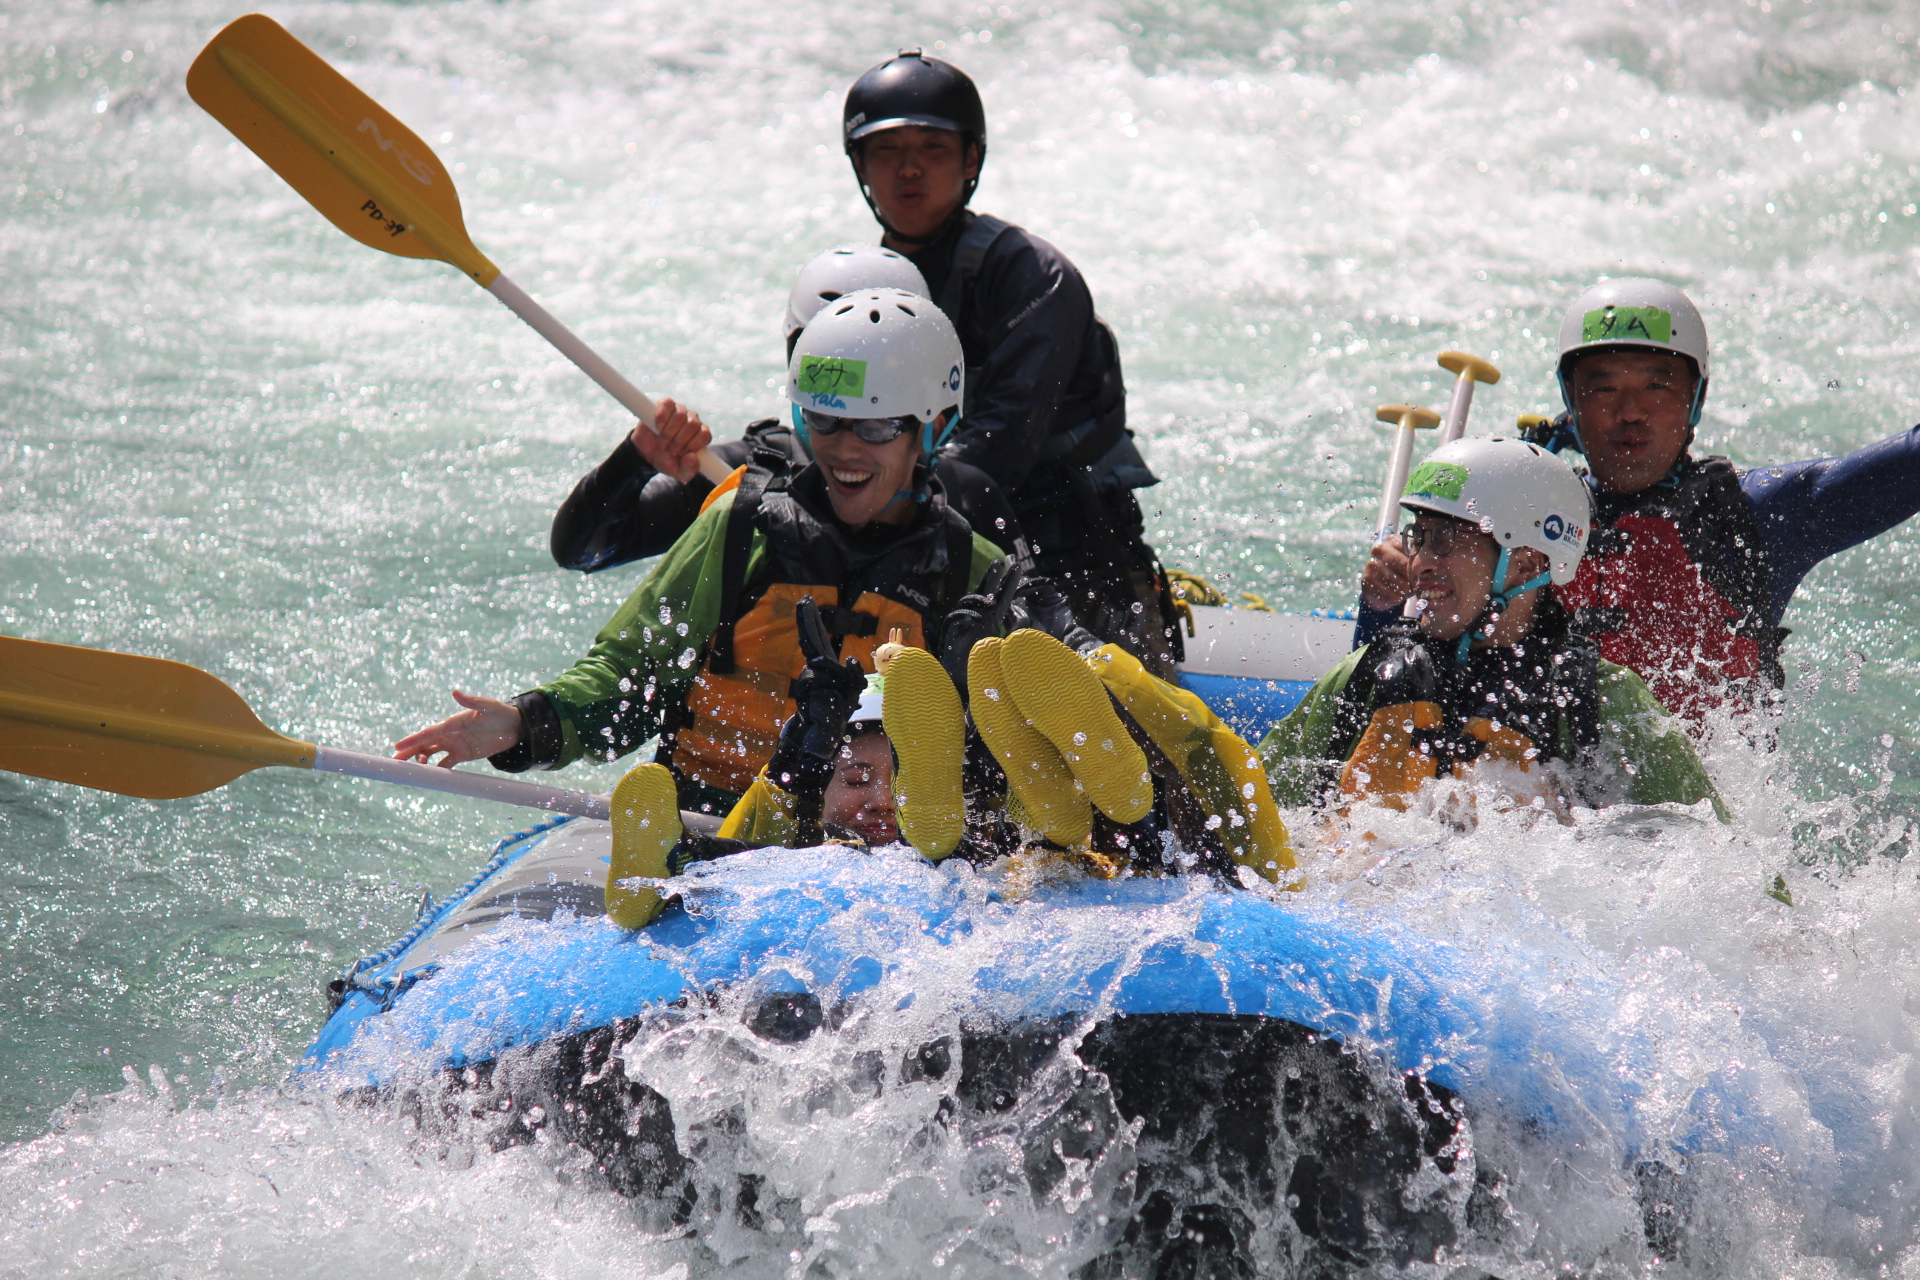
[629,397,712,483]
[392,689,523,768]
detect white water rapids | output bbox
[7,0,1920,1274]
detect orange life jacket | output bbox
[670,584,930,795]
[662,462,980,798]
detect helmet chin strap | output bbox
[1452,545,1554,664]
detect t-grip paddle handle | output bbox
[1372,403,1442,540]
[1435,351,1501,446]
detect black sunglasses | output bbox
[801,408,919,445]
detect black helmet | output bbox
[843,49,987,198]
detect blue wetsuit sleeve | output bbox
[1743,423,1920,623]
[1351,597,1401,649]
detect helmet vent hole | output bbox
[897,303,916,316]
[833,302,854,315]
[869,309,881,323]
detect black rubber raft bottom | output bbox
[374,1005,1531,1280]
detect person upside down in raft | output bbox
[1269,436,1723,844]
[395,291,1117,820]
[599,596,1301,929]
[1355,277,1920,733]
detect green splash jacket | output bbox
[1257,644,1726,818]
[531,487,1001,773]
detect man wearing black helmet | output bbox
[842,50,1180,676]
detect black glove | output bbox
[1370,638,1438,708]
[939,559,1017,690]
[1005,573,1102,654]
[765,597,868,794]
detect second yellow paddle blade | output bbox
[187,14,484,276]
[0,635,312,800]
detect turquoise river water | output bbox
[8,0,1920,1275]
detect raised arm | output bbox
[550,399,739,573]
[1745,422,1920,621]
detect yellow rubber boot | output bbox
[1338,702,1442,811]
[999,628,1153,825]
[881,646,966,860]
[607,762,682,929]
[969,637,1092,846]
[1085,644,1297,884]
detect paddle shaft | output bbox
[0,682,610,819]
[315,747,610,820]
[213,41,729,485]
[485,277,731,485]
[1375,421,1420,540]
[1438,371,1478,446]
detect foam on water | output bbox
[7,0,1920,1273]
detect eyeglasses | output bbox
[1398,519,1482,559]
[800,408,919,445]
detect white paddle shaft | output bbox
[485,273,732,485]
[313,746,611,820]
[1438,371,1477,445]
[1375,422,1420,541]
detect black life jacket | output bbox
[1323,616,1604,804]
[928,211,1128,468]
[656,459,980,797]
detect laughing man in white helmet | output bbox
[1357,277,1920,729]
[1267,437,1720,820]
[547,243,1027,574]
[395,289,1008,820]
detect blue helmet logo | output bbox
[1543,513,1565,543]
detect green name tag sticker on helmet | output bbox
[1405,461,1469,501]
[798,355,868,399]
[1581,305,1673,345]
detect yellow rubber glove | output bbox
[1338,702,1442,811]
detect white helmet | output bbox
[787,287,964,455]
[850,672,885,729]
[1400,437,1591,587]
[783,244,929,343]
[1556,277,1710,426]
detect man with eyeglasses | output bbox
[1264,437,1719,821]
[393,289,1037,816]
[1356,277,1920,729]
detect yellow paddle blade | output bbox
[187,13,497,285]
[0,636,315,800]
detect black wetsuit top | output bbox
[904,209,1159,581]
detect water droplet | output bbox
[1073,731,1087,745]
